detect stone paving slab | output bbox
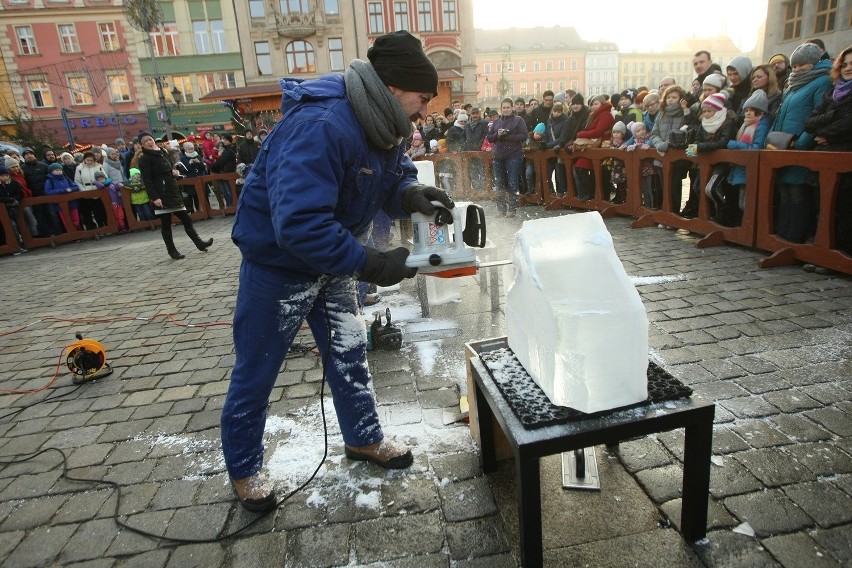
[0,208,850,567]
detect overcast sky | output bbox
[472,0,769,53]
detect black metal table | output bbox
[467,339,715,568]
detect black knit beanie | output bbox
[367,31,438,95]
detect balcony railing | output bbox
[277,12,316,38]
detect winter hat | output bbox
[4,156,19,169]
[611,122,627,136]
[702,92,727,112]
[412,130,422,140]
[48,162,63,172]
[790,43,821,66]
[554,91,566,103]
[115,138,126,146]
[0,166,8,175]
[456,112,468,122]
[129,168,141,177]
[94,170,106,178]
[727,55,753,80]
[620,89,635,102]
[571,93,585,105]
[138,130,154,141]
[635,91,648,105]
[769,53,788,66]
[629,121,647,136]
[91,146,102,154]
[533,123,546,135]
[742,89,769,114]
[702,73,726,91]
[429,139,439,150]
[60,152,73,161]
[367,30,439,95]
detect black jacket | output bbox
[464,119,489,151]
[237,138,260,165]
[544,113,570,149]
[21,160,49,196]
[804,87,852,152]
[212,144,237,173]
[138,147,183,209]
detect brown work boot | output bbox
[231,473,277,512]
[345,438,413,469]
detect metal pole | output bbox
[144,34,171,141]
[60,107,75,149]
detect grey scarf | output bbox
[784,67,829,95]
[344,59,412,149]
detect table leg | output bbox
[681,418,713,541]
[516,457,542,568]
[474,380,498,473]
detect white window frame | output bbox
[325,0,339,14]
[29,79,54,108]
[67,75,93,105]
[368,2,384,34]
[211,20,227,53]
[15,26,38,55]
[217,73,236,89]
[98,22,120,52]
[286,40,316,74]
[394,1,408,31]
[198,73,216,97]
[193,21,212,55]
[442,0,457,31]
[106,71,132,103]
[58,23,81,54]
[150,23,181,57]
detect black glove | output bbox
[359,247,418,287]
[401,184,454,216]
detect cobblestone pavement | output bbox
[0,205,850,567]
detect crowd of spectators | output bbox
[1,129,266,252]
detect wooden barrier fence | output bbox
[3,153,849,275]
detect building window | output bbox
[98,22,120,52]
[505,62,513,72]
[813,0,836,33]
[546,81,553,91]
[571,59,577,70]
[783,0,803,40]
[281,0,309,14]
[533,81,541,94]
[286,40,316,73]
[484,63,491,73]
[325,0,339,14]
[418,0,432,31]
[519,61,526,72]
[533,61,540,72]
[519,82,527,95]
[546,60,552,71]
[106,71,131,103]
[571,80,578,91]
[442,0,457,31]
[368,2,384,33]
[218,72,236,89]
[150,23,181,56]
[394,1,408,30]
[249,0,265,17]
[29,79,53,108]
[198,74,216,97]
[255,41,272,75]
[558,80,566,91]
[193,21,211,54]
[171,75,192,103]
[15,26,38,55]
[58,24,81,53]
[211,21,227,53]
[328,37,344,71]
[67,75,93,105]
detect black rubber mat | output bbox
[478,347,693,429]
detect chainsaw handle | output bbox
[427,201,454,226]
[462,204,487,248]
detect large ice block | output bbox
[506,212,648,413]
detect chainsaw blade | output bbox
[402,321,462,343]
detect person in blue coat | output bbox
[222,31,453,513]
[726,90,771,226]
[770,43,833,243]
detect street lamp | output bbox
[170,86,182,107]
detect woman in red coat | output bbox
[572,94,615,200]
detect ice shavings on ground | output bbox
[364,292,422,323]
[262,398,475,514]
[630,274,688,286]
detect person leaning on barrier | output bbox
[770,43,832,244]
[803,45,852,255]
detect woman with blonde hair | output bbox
[750,64,782,121]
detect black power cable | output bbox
[0,284,336,544]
